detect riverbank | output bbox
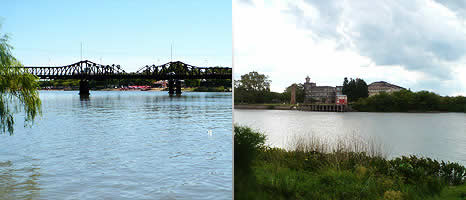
[234,104,354,112]
[234,125,466,200]
[234,104,295,110]
[40,87,231,92]
[234,103,463,113]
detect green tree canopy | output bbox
[281,83,305,103]
[353,90,466,112]
[235,71,271,92]
[1,25,41,134]
[234,71,278,104]
[342,77,368,102]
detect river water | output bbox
[0,91,232,200]
[234,109,466,165]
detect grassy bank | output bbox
[234,126,466,200]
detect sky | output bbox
[1,0,232,72]
[233,0,466,96]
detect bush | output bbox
[440,161,466,185]
[234,125,266,174]
[384,190,403,200]
[389,155,465,186]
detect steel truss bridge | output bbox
[23,60,232,95]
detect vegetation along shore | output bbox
[234,71,465,113]
[234,125,466,200]
[38,78,231,92]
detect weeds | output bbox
[234,125,466,200]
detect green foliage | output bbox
[1,24,42,135]
[193,86,225,92]
[235,126,466,199]
[184,79,200,87]
[234,125,268,199]
[353,90,466,112]
[39,79,80,88]
[426,184,466,200]
[234,72,303,104]
[235,71,271,92]
[201,78,231,88]
[234,125,266,174]
[389,156,465,186]
[281,83,305,104]
[234,71,276,104]
[342,77,369,102]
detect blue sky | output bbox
[1,0,232,71]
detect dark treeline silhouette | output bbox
[40,78,231,91]
[353,90,466,112]
[343,77,369,102]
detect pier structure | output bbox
[297,104,347,112]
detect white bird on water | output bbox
[208,130,213,136]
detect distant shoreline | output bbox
[234,104,294,110]
[39,88,231,92]
[233,104,462,113]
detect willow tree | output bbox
[1,25,41,135]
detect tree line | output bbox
[234,71,297,104]
[234,71,466,113]
[234,71,369,104]
[39,78,231,89]
[353,90,466,112]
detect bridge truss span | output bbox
[22,60,232,95]
[23,60,126,80]
[135,61,231,80]
[23,60,232,80]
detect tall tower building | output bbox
[304,76,313,103]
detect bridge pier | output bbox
[168,80,175,95]
[175,80,182,95]
[79,80,90,96]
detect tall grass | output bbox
[289,133,386,158]
[235,125,466,200]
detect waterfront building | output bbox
[368,81,405,96]
[336,95,347,105]
[304,76,343,104]
[304,77,404,103]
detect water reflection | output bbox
[0,160,41,199]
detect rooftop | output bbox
[368,81,405,89]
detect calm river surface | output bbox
[234,109,466,165]
[0,91,232,200]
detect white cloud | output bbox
[234,0,466,95]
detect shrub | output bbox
[383,190,403,200]
[440,161,466,185]
[234,125,266,174]
[389,155,465,186]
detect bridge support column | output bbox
[79,80,90,96]
[168,80,175,95]
[175,80,182,95]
